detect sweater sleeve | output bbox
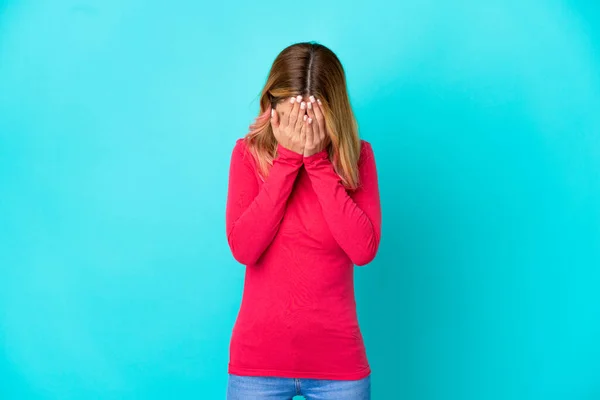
[303,140,382,266]
[225,138,304,265]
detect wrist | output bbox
[277,143,304,160]
[303,147,329,163]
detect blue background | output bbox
[1,0,599,399]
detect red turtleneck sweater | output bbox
[225,137,382,380]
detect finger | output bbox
[282,96,294,127]
[288,95,302,130]
[305,114,314,150]
[299,113,307,145]
[270,107,279,131]
[295,100,307,133]
[306,96,318,137]
[313,98,327,139]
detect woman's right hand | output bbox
[270,95,307,155]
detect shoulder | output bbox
[359,139,373,152]
[232,137,249,154]
[231,137,252,159]
[229,137,258,169]
[352,140,378,190]
[358,139,375,163]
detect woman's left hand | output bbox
[303,95,328,157]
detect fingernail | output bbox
[301,102,305,109]
[308,117,312,124]
[290,97,295,104]
[309,95,316,103]
[271,109,274,117]
[303,115,307,121]
[317,99,322,105]
[307,101,312,109]
[296,95,302,102]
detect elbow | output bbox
[351,237,380,267]
[227,226,258,265]
[227,233,260,265]
[352,251,377,266]
[228,243,260,266]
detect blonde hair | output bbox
[245,41,361,190]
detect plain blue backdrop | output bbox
[1,0,599,399]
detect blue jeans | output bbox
[226,373,371,400]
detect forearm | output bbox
[226,144,303,265]
[304,149,381,266]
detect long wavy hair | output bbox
[244,41,361,190]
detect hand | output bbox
[303,95,328,157]
[270,95,307,155]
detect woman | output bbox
[225,42,382,400]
